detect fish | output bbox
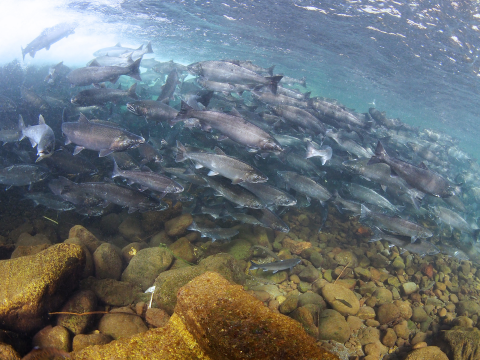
[19,115,55,162]
[175,141,267,184]
[24,192,75,211]
[112,160,184,196]
[369,108,403,129]
[137,143,163,164]
[305,142,333,165]
[175,101,283,153]
[62,113,145,157]
[370,227,440,256]
[152,60,189,74]
[126,100,178,123]
[430,205,480,240]
[93,41,153,58]
[368,141,456,198]
[21,22,77,60]
[66,58,142,86]
[157,68,180,102]
[87,52,134,67]
[140,57,161,69]
[20,87,50,112]
[247,208,290,233]
[187,220,239,242]
[251,245,280,260]
[360,204,433,243]
[0,164,49,188]
[239,182,297,207]
[71,83,138,106]
[202,176,266,209]
[342,182,401,213]
[277,171,332,204]
[335,298,353,308]
[0,123,23,144]
[271,105,326,136]
[325,129,373,158]
[249,258,302,273]
[310,98,370,128]
[188,60,283,94]
[43,148,98,175]
[45,61,71,85]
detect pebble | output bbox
[278,294,298,314]
[411,306,428,323]
[402,282,418,295]
[98,307,148,340]
[373,288,393,305]
[377,303,400,325]
[317,309,351,344]
[381,328,397,347]
[93,243,123,280]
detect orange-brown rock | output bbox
[282,237,312,255]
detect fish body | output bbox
[272,105,326,136]
[431,206,478,238]
[163,167,208,186]
[368,141,456,198]
[19,115,55,162]
[0,164,49,187]
[326,130,373,158]
[87,52,134,67]
[176,141,267,184]
[112,161,184,195]
[157,68,179,102]
[21,22,77,60]
[248,208,290,233]
[62,114,145,157]
[45,61,71,84]
[310,98,369,128]
[360,204,433,243]
[342,182,400,213]
[66,58,141,86]
[25,192,75,211]
[44,148,97,175]
[203,176,265,209]
[187,220,238,242]
[370,227,439,256]
[93,41,153,58]
[126,100,178,123]
[369,108,403,129]
[240,182,297,207]
[21,86,50,112]
[71,83,138,106]
[277,171,332,204]
[252,90,307,108]
[137,143,163,164]
[250,258,301,273]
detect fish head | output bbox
[126,102,143,116]
[260,139,283,153]
[245,171,268,183]
[111,134,145,151]
[36,135,56,161]
[187,62,203,76]
[278,196,297,207]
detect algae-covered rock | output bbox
[98,307,148,340]
[290,306,319,338]
[225,238,252,261]
[322,283,360,316]
[32,325,71,352]
[80,277,143,306]
[121,247,174,291]
[0,343,20,360]
[440,326,480,360]
[93,243,123,280]
[153,253,246,314]
[0,243,85,333]
[405,346,449,360]
[72,333,113,352]
[377,303,400,325]
[56,290,97,335]
[169,237,197,263]
[68,225,102,253]
[317,309,351,344]
[164,213,193,237]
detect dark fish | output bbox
[202,176,266,209]
[66,58,142,86]
[152,60,188,74]
[249,258,301,273]
[126,100,178,123]
[369,108,403,129]
[368,141,456,198]
[21,87,50,112]
[48,177,103,208]
[187,220,239,242]
[277,171,332,204]
[62,113,145,157]
[137,142,163,164]
[163,167,208,186]
[21,22,77,60]
[0,165,49,188]
[157,68,179,102]
[45,61,71,85]
[71,83,138,106]
[44,148,97,175]
[335,298,353,308]
[24,192,75,211]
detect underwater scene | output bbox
[2,0,480,359]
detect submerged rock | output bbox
[321,283,360,316]
[0,243,85,332]
[317,309,351,343]
[440,326,480,360]
[405,346,449,360]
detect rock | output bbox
[282,238,311,255]
[291,306,319,338]
[297,263,319,282]
[64,238,94,278]
[354,267,372,281]
[317,309,351,344]
[98,307,148,340]
[80,277,142,306]
[452,316,474,327]
[0,343,20,360]
[15,232,52,247]
[321,283,360,316]
[93,243,123,280]
[149,230,172,247]
[358,326,380,345]
[73,271,337,359]
[72,333,113,352]
[164,214,193,237]
[411,306,428,323]
[153,253,246,314]
[346,316,363,332]
[440,326,480,360]
[392,256,405,270]
[225,238,252,261]
[279,294,298,314]
[370,253,390,268]
[310,251,323,268]
[394,320,410,339]
[32,325,71,352]
[68,225,102,253]
[411,332,427,346]
[121,242,148,264]
[169,237,197,263]
[10,244,50,258]
[377,303,400,325]
[121,247,174,291]
[402,282,418,295]
[56,290,97,335]
[405,346,449,360]
[457,300,480,316]
[357,306,376,320]
[118,216,144,242]
[0,243,85,333]
[100,213,122,235]
[298,292,326,310]
[393,300,413,320]
[145,308,170,328]
[373,288,393,305]
[334,250,358,268]
[382,328,397,347]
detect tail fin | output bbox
[360,204,371,221]
[186,220,198,231]
[265,75,283,95]
[111,159,121,178]
[127,58,142,81]
[21,47,26,61]
[473,229,480,242]
[18,115,26,141]
[175,141,188,162]
[300,76,307,88]
[367,141,388,165]
[267,65,275,76]
[176,100,194,120]
[369,227,384,242]
[127,83,138,100]
[145,41,153,54]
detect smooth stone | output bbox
[402,282,418,295]
[317,309,351,344]
[411,332,427,346]
[121,242,148,264]
[93,243,123,280]
[80,277,142,306]
[392,256,405,270]
[290,306,319,338]
[279,294,298,314]
[297,292,326,310]
[170,237,198,264]
[298,264,319,282]
[411,307,428,323]
[346,316,363,332]
[56,290,97,335]
[377,303,400,325]
[118,217,144,242]
[358,326,380,345]
[321,283,360,316]
[394,321,410,339]
[98,307,148,340]
[68,225,102,253]
[164,214,193,237]
[72,333,113,352]
[145,308,170,328]
[357,306,376,320]
[457,300,480,316]
[373,288,393,305]
[393,300,413,320]
[405,346,449,360]
[32,325,71,352]
[382,327,397,347]
[121,247,174,291]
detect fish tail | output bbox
[305,142,317,159]
[265,75,283,95]
[267,65,275,76]
[175,100,194,120]
[175,141,188,162]
[145,41,154,54]
[18,115,26,140]
[473,229,480,242]
[128,58,142,81]
[127,83,138,100]
[111,159,120,178]
[21,47,26,61]
[360,204,371,221]
[368,141,388,165]
[300,76,307,88]
[369,227,383,242]
[186,220,198,231]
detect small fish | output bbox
[335,298,353,308]
[249,258,301,273]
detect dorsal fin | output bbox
[418,162,428,170]
[114,43,122,47]
[214,147,226,156]
[229,108,242,117]
[140,165,153,172]
[38,114,46,125]
[78,113,89,124]
[88,59,101,67]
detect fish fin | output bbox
[229,108,242,117]
[111,159,120,178]
[64,138,72,145]
[73,146,84,155]
[267,65,275,76]
[115,42,122,47]
[136,44,144,50]
[18,115,26,140]
[127,207,138,214]
[38,114,46,125]
[264,75,283,95]
[207,170,219,176]
[109,76,120,84]
[128,58,142,81]
[231,178,243,185]
[140,165,153,172]
[390,168,398,177]
[410,236,417,243]
[78,113,89,124]
[214,146,226,156]
[360,204,371,220]
[127,83,138,100]
[418,162,428,170]
[145,41,153,54]
[99,149,114,157]
[194,163,204,169]
[28,138,38,148]
[175,141,187,162]
[89,59,101,67]
[381,185,387,192]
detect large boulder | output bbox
[0,244,85,332]
[321,283,360,316]
[439,326,480,360]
